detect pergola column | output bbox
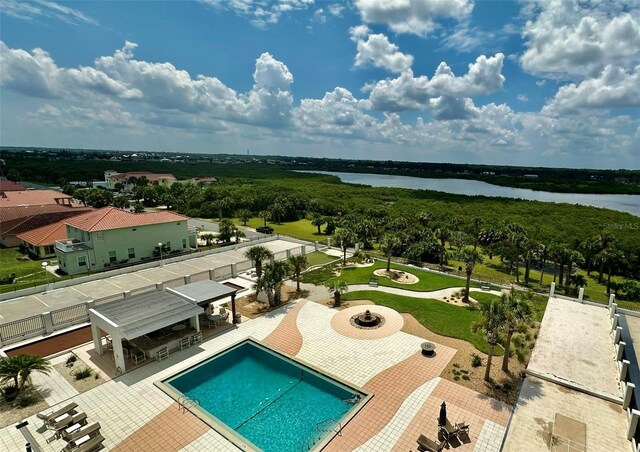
[91,323,103,355]
[112,332,126,374]
[190,315,200,333]
[231,292,237,324]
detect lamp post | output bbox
[158,242,163,267]
[42,261,49,292]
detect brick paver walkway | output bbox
[262,299,307,356]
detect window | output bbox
[77,256,87,267]
[109,251,117,264]
[45,245,54,255]
[166,241,171,250]
[182,239,187,249]
[95,231,104,242]
[128,248,135,259]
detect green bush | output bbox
[66,355,77,366]
[470,353,482,368]
[74,367,92,380]
[1,385,19,402]
[16,392,38,407]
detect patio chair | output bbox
[156,345,169,362]
[416,434,446,452]
[131,349,147,365]
[57,413,89,440]
[439,418,468,441]
[190,332,202,345]
[54,412,87,436]
[37,402,78,427]
[64,422,101,443]
[104,336,112,351]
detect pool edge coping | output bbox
[153,336,372,452]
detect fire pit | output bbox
[421,341,436,356]
[350,310,385,329]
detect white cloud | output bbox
[517,94,529,102]
[350,27,414,73]
[543,65,640,115]
[198,0,315,28]
[1,0,98,25]
[366,53,505,112]
[354,0,473,36]
[520,0,640,78]
[0,41,141,99]
[328,4,344,17]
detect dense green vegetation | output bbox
[342,290,502,355]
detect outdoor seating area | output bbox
[38,402,104,451]
[414,401,471,451]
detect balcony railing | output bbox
[55,239,93,253]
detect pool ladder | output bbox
[178,396,200,413]
[305,418,343,450]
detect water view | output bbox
[300,171,640,216]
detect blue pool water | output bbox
[165,341,359,451]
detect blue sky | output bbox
[1,0,639,168]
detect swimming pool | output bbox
[159,339,367,451]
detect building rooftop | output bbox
[170,279,238,305]
[0,189,72,208]
[89,290,202,339]
[16,221,67,246]
[0,180,27,192]
[64,206,188,232]
[109,171,176,182]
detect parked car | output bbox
[256,226,274,234]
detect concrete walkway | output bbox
[31,355,79,406]
[346,284,504,301]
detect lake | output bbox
[298,171,640,216]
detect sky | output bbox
[1,0,639,169]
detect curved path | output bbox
[347,284,503,302]
[261,300,307,356]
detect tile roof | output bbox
[64,207,188,232]
[16,221,67,246]
[0,190,73,208]
[109,172,176,182]
[0,205,94,236]
[0,180,27,192]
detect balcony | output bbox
[55,239,93,253]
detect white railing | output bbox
[55,239,92,252]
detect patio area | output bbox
[1,298,512,451]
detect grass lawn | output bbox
[343,290,502,355]
[234,217,332,243]
[0,248,64,293]
[305,251,338,267]
[329,260,480,292]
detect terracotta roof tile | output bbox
[0,190,73,208]
[65,207,188,232]
[16,221,67,246]
[0,180,27,191]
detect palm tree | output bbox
[596,234,615,283]
[416,212,434,229]
[538,243,549,285]
[269,203,285,224]
[233,226,246,244]
[471,217,484,250]
[380,233,402,272]
[325,279,349,306]
[244,245,274,278]
[254,261,291,307]
[200,233,215,246]
[501,289,533,372]
[258,210,271,227]
[237,209,252,226]
[462,249,483,303]
[311,213,325,235]
[473,299,505,382]
[334,228,357,265]
[0,355,51,392]
[288,254,309,292]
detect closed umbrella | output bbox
[438,401,447,427]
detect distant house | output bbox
[55,207,192,275]
[523,174,539,179]
[107,171,177,192]
[190,176,218,186]
[0,189,74,208]
[0,180,27,193]
[17,221,67,259]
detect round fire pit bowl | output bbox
[350,309,386,330]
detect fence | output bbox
[0,236,315,346]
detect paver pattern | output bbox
[330,304,404,339]
[262,299,307,355]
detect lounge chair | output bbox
[55,412,87,437]
[417,434,446,452]
[62,432,104,452]
[439,418,470,440]
[62,420,98,442]
[37,402,78,427]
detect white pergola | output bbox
[89,290,203,372]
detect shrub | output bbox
[470,353,482,368]
[462,375,470,381]
[74,367,92,380]
[1,385,19,402]
[16,392,38,407]
[66,355,77,366]
[454,376,460,381]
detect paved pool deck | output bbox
[0,299,512,452]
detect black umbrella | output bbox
[438,401,447,427]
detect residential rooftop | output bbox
[0,189,72,208]
[64,206,188,232]
[16,221,67,246]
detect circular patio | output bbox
[331,304,404,339]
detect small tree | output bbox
[237,209,252,226]
[380,233,402,272]
[462,248,483,303]
[258,210,271,227]
[334,228,356,265]
[233,226,246,244]
[218,218,235,243]
[255,261,291,307]
[473,299,505,382]
[311,213,325,235]
[325,280,349,307]
[288,254,309,292]
[244,245,274,278]
[501,289,533,372]
[200,233,215,246]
